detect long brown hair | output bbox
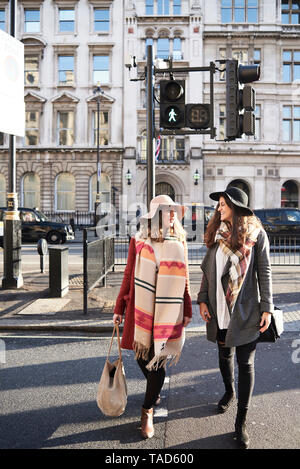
[204,195,261,250]
[139,209,186,242]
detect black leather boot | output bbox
[217,387,236,413]
[218,343,235,413]
[235,408,250,449]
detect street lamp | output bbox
[93,82,103,225]
[194,169,200,185]
[126,169,132,185]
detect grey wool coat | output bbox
[197,229,274,348]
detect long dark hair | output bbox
[204,195,261,250]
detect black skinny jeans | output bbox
[136,344,166,410]
[217,329,257,411]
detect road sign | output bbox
[0,29,25,137]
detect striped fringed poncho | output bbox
[133,235,187,371]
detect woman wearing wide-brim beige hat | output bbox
[113,194,192,440]
[140,194,186,221]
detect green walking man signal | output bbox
[168,108,177,123]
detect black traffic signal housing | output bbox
[225,59,260,140]
[160,79,185,129]
[185,103,211,129]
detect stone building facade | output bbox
[0,0,299,222]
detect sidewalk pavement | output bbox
[0,263,300,334]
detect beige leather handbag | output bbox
[97,322,127,417]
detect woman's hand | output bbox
[199,302,211,322]
[113,314,123,325]
[260,312,271,333]
[183,316,191,328]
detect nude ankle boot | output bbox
[141,407,154,439]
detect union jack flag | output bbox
[155,135,161,162]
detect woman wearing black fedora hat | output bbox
[197,187,274,449]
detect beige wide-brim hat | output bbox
[140,195,186,221]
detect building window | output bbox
[24,9,40,33]
[221,0,258,23]
[93,55,109,84]
[145,0,181,15]
[232,49,249,64]
[59,8,75,32]
[146,0,154,14]
[157,0,169,15]
[219,104,226,140]
[254,104,261,140]
[58,56,74,85]
[173,38,182,60]
[145,37,154,58]
[25,56,39,86]
[56,173,75,211]
[281,180,299,208]
[0,133,4,146]
[57,111,74,146]
[22,173,40,208]
[173,0,181,14]
[25,111,39,145]
[94,8,110,32]
[282,0,300,24]
[140,135,185,162]
[283,105,300,141]
[0,9,5,31]
[92,110,109,145]
[283,50,300,82]
[146,36,183,60]
[174,138,185,160]
[90,173,111,212]
[157,38,170,59]
[0,174,6,206]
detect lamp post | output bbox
[93,82,102,226]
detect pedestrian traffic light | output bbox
[160,79,185,129]
[225,59,260,140]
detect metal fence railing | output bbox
[269,236,300,266]
[44,211,95,229]
[83,225,115,315]
[114,236,300,267]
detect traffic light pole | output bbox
[2,0,23,289]
[146,45,155,209]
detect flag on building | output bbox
[155,135,161,162]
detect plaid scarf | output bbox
[215,222,260,312]
[133,235,186,370]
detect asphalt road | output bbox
[0,330,299,450]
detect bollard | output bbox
[37,238,48,273]
[48,246,69,297]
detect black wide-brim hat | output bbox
[209,187,254,216]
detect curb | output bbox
[0,320,121,334]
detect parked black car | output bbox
[0,207,74,246]
[182,204,215,241]
[254,208,300,240]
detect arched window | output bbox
[155,181,175,201]
[90,172,111,212]
[22,173,40,208]
[227,179,251,206]
[0,174,6,206]
[56,173,75,211]
[281,180,299,208]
